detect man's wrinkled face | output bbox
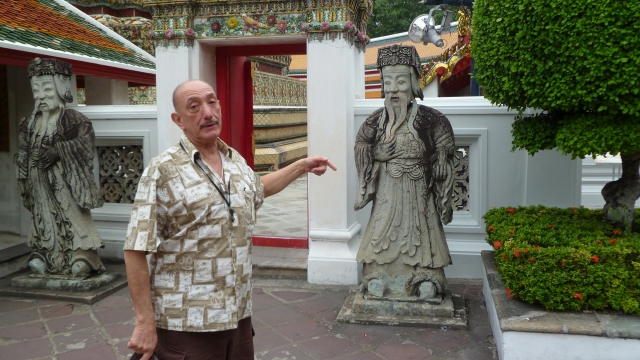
[31,75,62,112]
[171,80,222,147]
[382,65,413,106]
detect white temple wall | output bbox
[351,97,582,280]
[79,105,158,260]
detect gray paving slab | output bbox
[254,175,308,238]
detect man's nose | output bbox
[203,104,213,119]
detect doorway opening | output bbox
[216,43,308,249]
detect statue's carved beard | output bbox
[383,91,411,142]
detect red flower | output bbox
[211,21,221,33]
[570,207,576,212]
[514,248,521,259]
[493,241,503,249]
[529,258,536,263]
[548,224,555,229]
[534,244,540,250]
[596,240,602,244]
[574,293,583,301]
[506,208,516,214]
[561,261,566,267]
[591,255,599,263]
[267,15,277,25]
[612,229,622,235]
[609,239,616,244]
[509,229,515,234]
[524,248,530,253]
[506,288,514,299]
[185,28,195,38]
[321,21,331,31]
[276,20,287,32]
[503,254,508,260]
[488,225,495,232]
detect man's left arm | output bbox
[260,156,337,197]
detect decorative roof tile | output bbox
[0,0,154,70]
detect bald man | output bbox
[124,80,336,360]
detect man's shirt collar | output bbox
[179,134,233,162]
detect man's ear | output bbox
[171,112,184,129]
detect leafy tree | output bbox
[368,0,456,38]
[472,0,640,231]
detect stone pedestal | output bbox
[337,289,468,329]
[11,271,121,292]
[0,271,128,304]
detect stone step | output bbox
[0,243,30,279]
[252,246,308,280]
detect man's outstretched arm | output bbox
[261,155,337,198]
[124,250,157,360]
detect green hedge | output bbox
[484,206,640,314]
[472,0,640,157]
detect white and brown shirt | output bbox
[124,135,264,332]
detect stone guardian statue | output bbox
[354,45,455,300]
[14,58,105,278]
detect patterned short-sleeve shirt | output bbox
[124,135,264,332]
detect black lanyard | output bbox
[180,142,235,223]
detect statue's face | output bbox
[382,65,413,104]
[31,75,62,112]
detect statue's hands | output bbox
[434,150,447,180]
[373,138,403,162]
[39,146,60,169]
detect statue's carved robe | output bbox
[15,108,104,273]
[355,104,455,269]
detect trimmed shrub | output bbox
[484,206,640,314]
[472,0,640,158]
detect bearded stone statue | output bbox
[14,58,105,278]
[354,45,455,300]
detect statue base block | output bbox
[337,289,468,329]
[0,271,127,304]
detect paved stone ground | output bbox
[0,263,496,360]
[254,175,307,238]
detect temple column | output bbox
[84,76,129,105]
[306,39,363,285]
[153,42,217,154]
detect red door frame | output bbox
[216,43,308,248]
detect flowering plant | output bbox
[276,20,287,32]
[267,15,277,25]
[211,21,221,33]
[185,28,195,38]
[165,29,174,40]
[321,21,330,31]
[485,205,640,315]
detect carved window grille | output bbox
[98,145,143,204]
[452,146,469,211]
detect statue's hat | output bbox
[28,58,73,78]
[377,45,422,78]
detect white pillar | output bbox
[154,46,193,154]
[84,76,129,105]
[306,39,363,285]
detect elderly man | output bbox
[354,45,455,300]
[124,80,335,359]
[15,58,104,277]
